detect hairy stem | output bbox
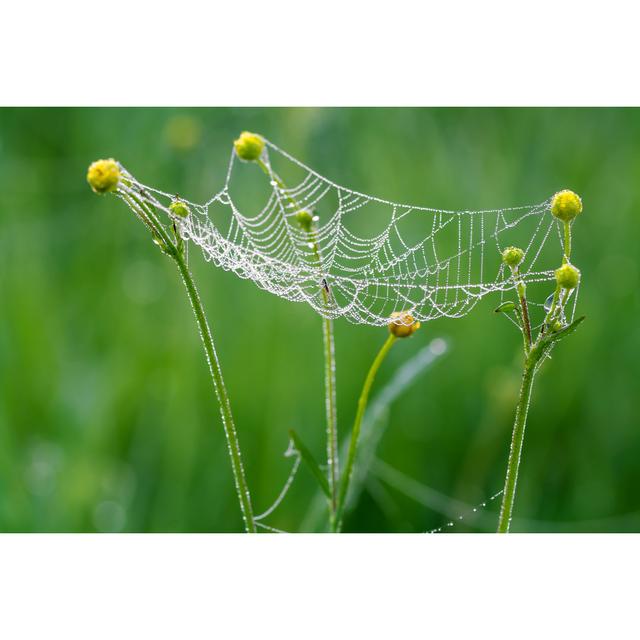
[323,314,339,526]
[334,333,396,531]
[496,349,540,533]
[174,252,256,533]
[519,291,532,351]
[515,278,532,351]
[313,235,339,527]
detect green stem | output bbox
[174,253,257,533]
[518,287,532,352]
[323,314,339,525]
[122,185,256,532]
[496,347,541,533]
[563,221,571,262]
[334,334,396,531]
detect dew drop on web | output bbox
[544,292,555,312]
[544,289,574,312]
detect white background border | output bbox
[0,535,637,638]
[2,1,640,105]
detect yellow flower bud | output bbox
[169,199,190,218]
[234,131,265,162]
[87,159,120,194]
[551,190,582,222]
[388,311,421,338]
[501,246,524,269]
[555,263,580,290]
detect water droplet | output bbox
[544,292,555,312]
[545,288,574,311]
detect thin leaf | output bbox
[289,429,331,499]
[494,301,517,313]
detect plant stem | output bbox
[518,290,532,351]
[174,252,257,533]
[313,235,339,528]
[563,220,571,261]
[496,347,540,533]
[514,275,532,351]
[334,333,396,531]
[122,188,256,532]
[323,313,339,527]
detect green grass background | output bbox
[0,108,638,532]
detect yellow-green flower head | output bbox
[388,311,421,338]
[551,190,583,222]
[169,199,190,218]
[234,131,265,162]
[87,158,120,194]
[295,209,314,232]
[555,263,580,290]
[501,246,524,269]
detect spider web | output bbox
[116,137,568,327]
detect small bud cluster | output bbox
[501,246,524,269]
[296,209,314,232]
[555,263,580,290]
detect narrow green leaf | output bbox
[289,429,331,499]
[494,301,517,313]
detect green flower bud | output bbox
[555,263,580,290]
[234,131,265,161]
[87,158,120,194]
[501,246,524,268]
[550,320,563,332]
[388,311,421,338]
[169,199,190,218]
[551,190,582,222]
[295,209,314,232]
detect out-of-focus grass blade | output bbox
[289,429,331,499]
[301,337,449,531]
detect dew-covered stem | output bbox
[518,287,532,351]
[496,347,539,533]
[323,313,339,526]
[174,252,256,533]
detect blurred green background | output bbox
[0,108,638,533]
